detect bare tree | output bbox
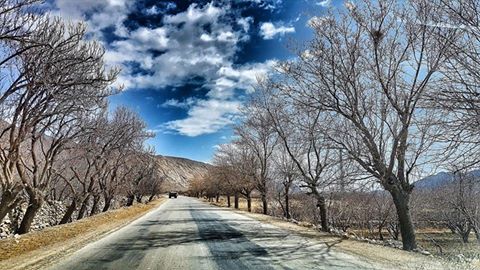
[57,110,110,223]
[430,1,480,168]
[0,0,43,224]
[435,170,480,243]
[235,105,277,215]
[263,0,459,249]
[207,163,234,207]
[125,149,163,205]
[77,107,150,213]
[55,106,149,223]
[256,85,338,232]
[234,142,258,212]
[213,142,256,211]
[0,14,117,230]
[271,147,298,219]
[0,1,164,234]
[0,0,42,102]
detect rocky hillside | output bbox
[155,155,211,191]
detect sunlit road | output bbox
[49,196,380,270]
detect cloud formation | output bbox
[165,99,241,137]
[53,1,277,137]
[161,60,275,136]
[259,22,295,39]
[316,0,332,7]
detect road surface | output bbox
[49,196,381,270]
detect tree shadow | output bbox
[54,200,380,270]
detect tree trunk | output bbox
[317,195,329,232]
[378,226,384,241]
[390,189,417,250]
[102,197,112,212]
[7,207,22,233]
[77,195,90,220]
[90,194,100,216]
[215,194,219,203]
[126,195,135,206]
[261,193,268,215]
[312,192,329,232]
[148,194,155,202]
[227,195,231,208]
[247,195,252,212]
[234,193,239,209]
[136,195,142,203]
[17,195,43,234]
[285,188,290,219]
[0,187,23,223]
[462,228,471,243]
[0,200,14,224]
[59,200,77,225]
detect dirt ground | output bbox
[0,197,166,270]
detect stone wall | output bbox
[0,201,66,238]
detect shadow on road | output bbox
[55,199,378,270]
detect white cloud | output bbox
[246,0,283,10]
[200,33,214,42]
[164,3,222,24]
[217,31,236,42]
[237,17,253,32]
[259,22,295,40]
[316,0,331,7]
[144,2,176,15]
[53,0,130,40]
[211,60,276,97]
[131,27,169,49]
[161,98,197,109]
[165,99,241,137]
[145,6,159,15]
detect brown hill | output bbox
[155,155,211,191]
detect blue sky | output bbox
[48,0,335,162]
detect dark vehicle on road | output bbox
[169,191,178,198]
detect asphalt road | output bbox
[49,196,381,270]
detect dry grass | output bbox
[0,197,166,269]
[417,232,480,261]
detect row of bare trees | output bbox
[414,171,480,244]
[196,0,480,251]
[0,0,162,234]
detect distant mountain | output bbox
[414,169,480,189]
[155,155,211,191]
